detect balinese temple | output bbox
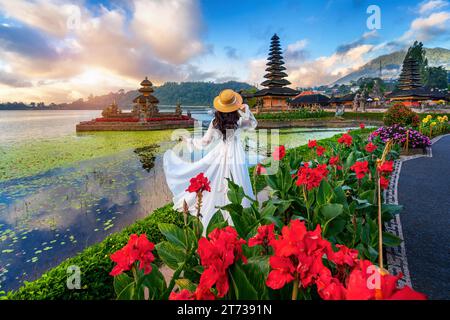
[132,77,160,119]
[386,54,435,107]
[76,76,194,131]
[251,34,298,112]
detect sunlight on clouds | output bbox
[0,0,206,102]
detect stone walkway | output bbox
[397,135,450,300]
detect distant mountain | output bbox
[58,81,254,110]
[0,81,254,110]
[333,47,450,85]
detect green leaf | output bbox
[228,263,258,300]
[243,256,271,300]
[113,273,133,298]
[116,282,135,300]
[317,180,333,205]
[320,203,343,220]
[206,210,228,236]
[141,265,167,300]
[175,279,197,292]
[382,232,403,247]
[158,223,188,249]
[155,241,186,270]
[226,179,245,204]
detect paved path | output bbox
[398,135,450,300]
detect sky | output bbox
[0,0,449,103]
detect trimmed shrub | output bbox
[4,205,183,300]
[383,104,420,127]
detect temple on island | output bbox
[76,77,194,131]
[251,34,298,113]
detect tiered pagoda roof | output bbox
[387,54,434,100]
[133,77,160,104]
[253,34,298,97]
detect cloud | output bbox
[287,44,374,87]
[336,30,378,55]
[284,39,309,61]
[419,0,449,14]
[224,46,239,59]
[0,70,33,87]
[131,0,205,64]
[399,11,450,42]
[0,0,208,102]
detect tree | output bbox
[424,66,448,89]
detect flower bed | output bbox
[369,125,431,149]
[107,128,426,300]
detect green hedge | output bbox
[4,205,183,300]
[255,109,329,120]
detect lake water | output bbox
[0,108,351,291]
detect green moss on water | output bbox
[0,131,174,182]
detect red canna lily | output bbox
[197,227,247,298]
[360,123,365,129]
[248,224,276,248]
[308,140,317,149]
[266,256,296,289]
[110,234,155,276]
[350,161,369,180]
[273,145,286,161]
[337,133,353,147]
[365,142,377,153]
[186,173,211,193]
[169,289,195,300]
[316,146,326,157]
[294,163,329,191]
[255,163,267,175]
[378,160,394,174]
[380,176,390,190]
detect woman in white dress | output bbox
[163,89,258,229]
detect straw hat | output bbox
[213,89,243,113]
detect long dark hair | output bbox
[213,110,241,140]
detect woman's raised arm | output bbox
[238,104,258,130]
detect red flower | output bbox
[110,234,155,276]
[350,161,369,180]
[359,123,365,129]
[378,160,394,174]
[329,244,359,267]
[337,133,353,147]
[294,163,329,190]
[248,224,276,247]
[197,227,246,298]
[255,163,267,175]
[380,176,390,190]
[316,146,326,157]
[268,221,332,289]
[345,260,427,300]
[169,289,194,300]
[266,256,296,289]
[329,156,343,170]
[273,145,286,161]
[169,287,216,300]
[186,173,211,193]
[308,140,317,149]
[365,142,377,153]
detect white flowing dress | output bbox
[163,104,258,229]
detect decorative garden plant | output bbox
[109,129,426,300]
